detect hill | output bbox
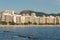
[20,10,60,16]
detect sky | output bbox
[0,0,60,14]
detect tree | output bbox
[56,22,59,25]
[28,21,32,24]
[15,23,20,25]
[24,22,28,25]
[20,23,24,25]
[0,21,7,25]
[33,22,37,25]
[9,21,16,25]
[39,23,44,25]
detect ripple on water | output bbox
[0,26,60,40]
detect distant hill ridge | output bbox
[20,10,60,16]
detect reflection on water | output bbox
[0,26,60,40]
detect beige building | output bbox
[1,10,60,25]
[34,16,40,24]
[1,10,14,22]
[21,16,25,23]
[46,16,55,24]
[39,15,46,24]
[31,13,36,23]
[55,16,60,24]
[58,17,60,24]
[25,16,31,23]
[15,14,21,23]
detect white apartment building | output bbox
[25,16,31,23]
[46,16,55,23]
[55,16,60,24]
[21,16,25,23]
[1,10,60,25]
[39,17,44,23]
[58,17,60,24]
[34,16,40,24]
[15,14,21,23]
[31,13,36,23]
[1,10,14,22]
[39,15,46,24]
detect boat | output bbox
[28,35,36,39]
[17,35,26,38]
[3,30,10,32]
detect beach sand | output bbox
[0,25,60,27]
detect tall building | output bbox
[42,15,46,24]
[25,14,31,23]
[1,10,14,22]
[31,13,36,23]
[34,16,40,24]
[15,14,21,23]
[0,10,60,25]
[21,16,25,23]
[58,16,60,24]
[55,16,60,24]
[39,15,46,24]
[46,16,55,24]
[46,16,50,23]
[0,12,2,21]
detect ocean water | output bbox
[0,26,60,40]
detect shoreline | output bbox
[0,25,60,27]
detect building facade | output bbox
[1,10,14,22]
[0,10,60,25]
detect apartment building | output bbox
[31,13,36,23]
[39,15,46,24]
[1,10,14,22]
[0,10,60,24]
[15,14,21,23]
[46,16,55,24]
[34,16,40,24]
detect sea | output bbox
[0,26,60,40]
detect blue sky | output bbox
[0,0,60,14]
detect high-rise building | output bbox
[39,15,46,24]
[55,16,60,24]
[15,14,21,23]
[25,14,31,23]
[58,16,60,24]
[1,10,14,22]
[25,16,31,23]
[0,10,60,25]
[31,13,36,23]
[34,16,40,24]
[21,16,25,23]
[46,16,55,24]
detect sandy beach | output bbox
[0,25,60,27]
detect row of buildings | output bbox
[0,10,60,24]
